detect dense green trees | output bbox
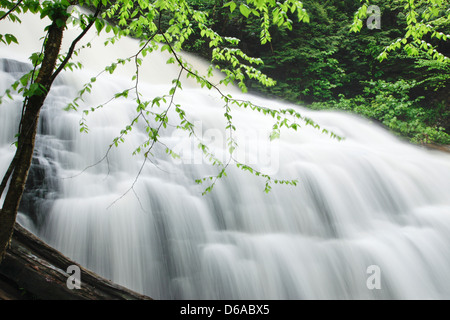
[182,0,449,144]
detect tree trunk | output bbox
[0,15,68,262]
[0,223,152,300]
[0,4,152,299]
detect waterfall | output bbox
[1,11,450,300]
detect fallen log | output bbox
[0,223,152,300]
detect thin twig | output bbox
[107,67,184,209]
[50,4,102,83]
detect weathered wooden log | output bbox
[0,223,152,300]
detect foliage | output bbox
[351,0,450,63]
[183,0,450,144]
[310,79,450,144]
[1,0,340,196]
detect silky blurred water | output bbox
[1,11,450,299]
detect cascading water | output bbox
[1,11,450,300]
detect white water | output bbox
[1,12,450,300]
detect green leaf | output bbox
[224,1,237,13]
[24,83,46,97]
[5,34,18,45]
[239,4,251,18]
[95,19,104,34]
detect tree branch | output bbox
[50,4,102,84]
[0,0,23,22]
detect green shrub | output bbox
[310,79,450,144]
